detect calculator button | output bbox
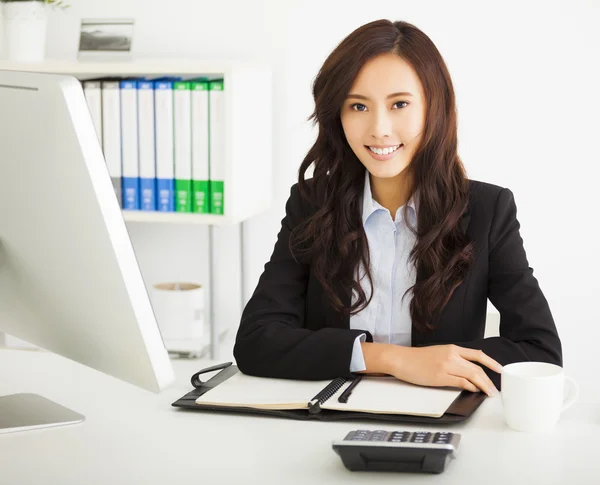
[346,430,369,441]
[369,430,388,441]
[433,432,453,444]
[388,431,410,442]
[410,432,432,443]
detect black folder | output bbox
[172,362,487,424]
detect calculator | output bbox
[332,429,461,474]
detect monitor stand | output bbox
[0,393,85,434]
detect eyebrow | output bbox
[346,92,414,100]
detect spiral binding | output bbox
[308,377,349,413]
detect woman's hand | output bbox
[361,343,503,396]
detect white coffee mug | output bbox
[501,362,578,432]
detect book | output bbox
[154,78,176,212]
[173,81,192,213]
[172,363,486,424]
[82,79,102,146]
[120,79,141,211]
[190,79,210,214]
[137,80,157,211]
[196,371,460,417]
[101,79,122,206]
[208,79,225,215]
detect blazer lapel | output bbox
[459,206,471,234]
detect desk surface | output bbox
[0,349,598,485]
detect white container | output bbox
[150,282,206,356]
[2,1,48,62]
[501,362,579,432]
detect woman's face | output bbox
[340,53,426,182]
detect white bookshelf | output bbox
[0,59,273,359]
[0,59,273,225]
[121,210,259,225]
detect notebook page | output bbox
[322,376,462,417]
[195,372,332,410]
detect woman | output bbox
[233,19,562,396]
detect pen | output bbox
[337,375,363,403]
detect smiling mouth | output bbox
[366,144,403,155]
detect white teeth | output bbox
[368,144,401,155]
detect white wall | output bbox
[6,0,597,381]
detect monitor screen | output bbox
[0,70,174,402]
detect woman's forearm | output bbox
[359,342,402,374]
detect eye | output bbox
[393,101,409,109]
[350,103,367,112]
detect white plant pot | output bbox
[2,1,48,62]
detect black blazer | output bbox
[233,179,562,388]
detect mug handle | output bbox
[562,376,579,412]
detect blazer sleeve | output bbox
[458,188,563,387]
[233,183,371,380]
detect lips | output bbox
[367,144,403,155]
[365,144,405,161]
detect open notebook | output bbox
[172,363,487,423]
[194,372,460,417]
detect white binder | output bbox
[154,79,176,212]
[82,79,102,146]
[120,79,140,210]
[138,80,156,211]
[101,79,122,206]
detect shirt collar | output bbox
[361,169,417,225]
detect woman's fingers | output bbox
[454,361,498,397]
[448,357,498,396]
[445,375,479,393]
[457,347,503,373]
[389,344,503,396]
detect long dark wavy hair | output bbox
[290,19,475,332]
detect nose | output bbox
[370,109,392,140]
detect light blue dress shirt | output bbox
[349,170,418,372]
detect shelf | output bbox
[122,197,270,225]
[0,59,273,225]
[0,58,266,77]
[0,59,270,361]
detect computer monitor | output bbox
[0,69,175,433]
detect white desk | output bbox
[0,349,598,485]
